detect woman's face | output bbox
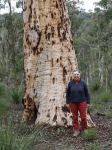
[73,73,81,82]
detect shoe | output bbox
[73,130,80,137]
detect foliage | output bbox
[86,143,100,150]
[0,126,34,150]
[0,99,9,116]
[99,90,112,102]
[0,0,112,93]
[11,86,24,104]
[82,128,97,141]
[89,80,101,92]
[67,0,112,92]
[0,82,24,115]
[0,82,5,96]
[0,12,23,85]
[0,83,10,116]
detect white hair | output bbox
[73,70,80,76]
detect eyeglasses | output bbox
[74,74,80,76]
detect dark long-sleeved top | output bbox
[66,79,90,104]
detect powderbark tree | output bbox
[22,0,95,127]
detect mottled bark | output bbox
[23,0,95,127]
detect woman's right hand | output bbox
[65,104,70,109]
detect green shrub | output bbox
[99,91,112,103]
[86,143,99,150]
[91,88,112,105]
[0,83,5,97]
[0,83,10,116]
[0,99,9,116]
[106,111,112,118]
[11,86,24,104]
[0,125,34,150]
[0,127,17,150]
[82,128,97,141]
[90,81,101,92]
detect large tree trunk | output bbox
[22,0,95,127]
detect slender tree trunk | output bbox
[7,0,12,15]
[23,0,95,127]
[99,56,104,86]
[105,68,108,92]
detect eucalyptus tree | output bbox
[22,0,95,128]
[0,0,23,84]
[22,0,78,126]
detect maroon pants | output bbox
[69,101,87,131]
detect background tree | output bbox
[0,0,23,86]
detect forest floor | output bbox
[1,103,112,150]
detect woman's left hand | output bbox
[87,104,90,108]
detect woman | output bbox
[66,71,90,137]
